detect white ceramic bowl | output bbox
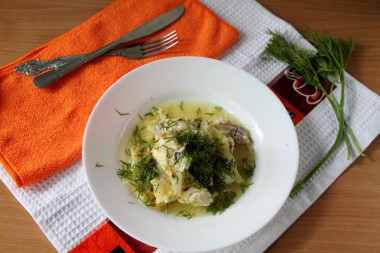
[83,56,299,252]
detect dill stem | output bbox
[334,72,364,156]
[290,73,346,197]
[328,77,352,154]
[344,117,365,156]
[339,73,364,156]
[343,132,352,160]
[290,106,345,197]
[290,72,362,197]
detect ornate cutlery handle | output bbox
[33,41,119,88]
[15,55,84,76]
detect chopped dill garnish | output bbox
[132,126,148,146]
[238,157,255,180]
[172,127,234,194]
[240,183,253,193]
[214,106,223,111]
[152,106,159,114]
[162,144,173,150]
[176,210,195,220]
[205,112,214,116]
[95,162,104,167]
[179,100,184,111]
[206,191,237,215]
[154,183,160,193]
[117,152,159,207]
[196,107,201,118]
[138,113,143,121]
[175,173,179,184]
[144,112,154,117]
[115,109,130,116]
[119,159,129,169]
[125,149,131,156]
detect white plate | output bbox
[83,56,299,252]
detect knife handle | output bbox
[33,41,120,89]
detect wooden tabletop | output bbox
[1,0,379,252]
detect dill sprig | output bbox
[117,154,159,206]
[238,157,255,180]
[206,191,237,215]
[196,107,202,118]
[264,27,364,197]
[172,128,234,194]
[176,210,195,219]
[114,109,130,116]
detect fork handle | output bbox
[33,41,120,88]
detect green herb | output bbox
[176,210,195,219]
[240,183,253,193]
[119,159,129,169]
[214,106,223,111]
[117,152,159,206]
[238,157,255,180]
[171,128,234,194]
[115,109,130,116]
[132,126,148,146]
[205,112,214,116]
[196,107,202,118]
[138,114,143,121]
[152,106,159,114]
[95,162,104,167]
[144,112,154,117]
[179,100,184,111]
[264,27,364,197]
[206,191,237,215]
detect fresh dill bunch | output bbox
[264,27,364,197]
[303,26,355,72]
[264,31,321,88]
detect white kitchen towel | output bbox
[1,0,379,252]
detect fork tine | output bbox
[142,33,178,50]
[141,30,177,46]
[142,40,179,58]
[142,36,178,55]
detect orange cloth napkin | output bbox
[0,0,239,187]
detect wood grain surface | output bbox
[1,0,379,252]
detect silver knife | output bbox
[33,6,185,89]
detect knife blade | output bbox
[33,5,185,89]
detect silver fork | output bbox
[15,30,178,76]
